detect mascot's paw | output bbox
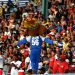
[53,41,58,45]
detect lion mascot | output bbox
[23,12,47,36]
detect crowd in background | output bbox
[0,0,75,75]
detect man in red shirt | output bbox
[49,50,56,73]
[52,60,60,74]
[58,54,69,73]
[52,54,69,74]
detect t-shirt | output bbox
[10,60,22,75]
[49,57,55,69]
[53,60,60,74]
[58,61,69,73]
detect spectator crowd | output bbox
[0,0,75,75]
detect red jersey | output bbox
[58,61,69,73]
[53,60,60,74]
[49,57,55,69]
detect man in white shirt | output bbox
[10,54,22,75]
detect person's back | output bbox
[30,36,42,50]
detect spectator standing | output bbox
[10,54,22,75]
[58,54,69,73]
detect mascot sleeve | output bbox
[44,38,53,44]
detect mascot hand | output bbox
[53,41,58,45]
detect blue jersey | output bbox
[30,36,42,50]
[17,36,53,48]
[26,36,53,50]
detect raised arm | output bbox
[44,38,53,44]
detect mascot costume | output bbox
[18,12,56,74]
